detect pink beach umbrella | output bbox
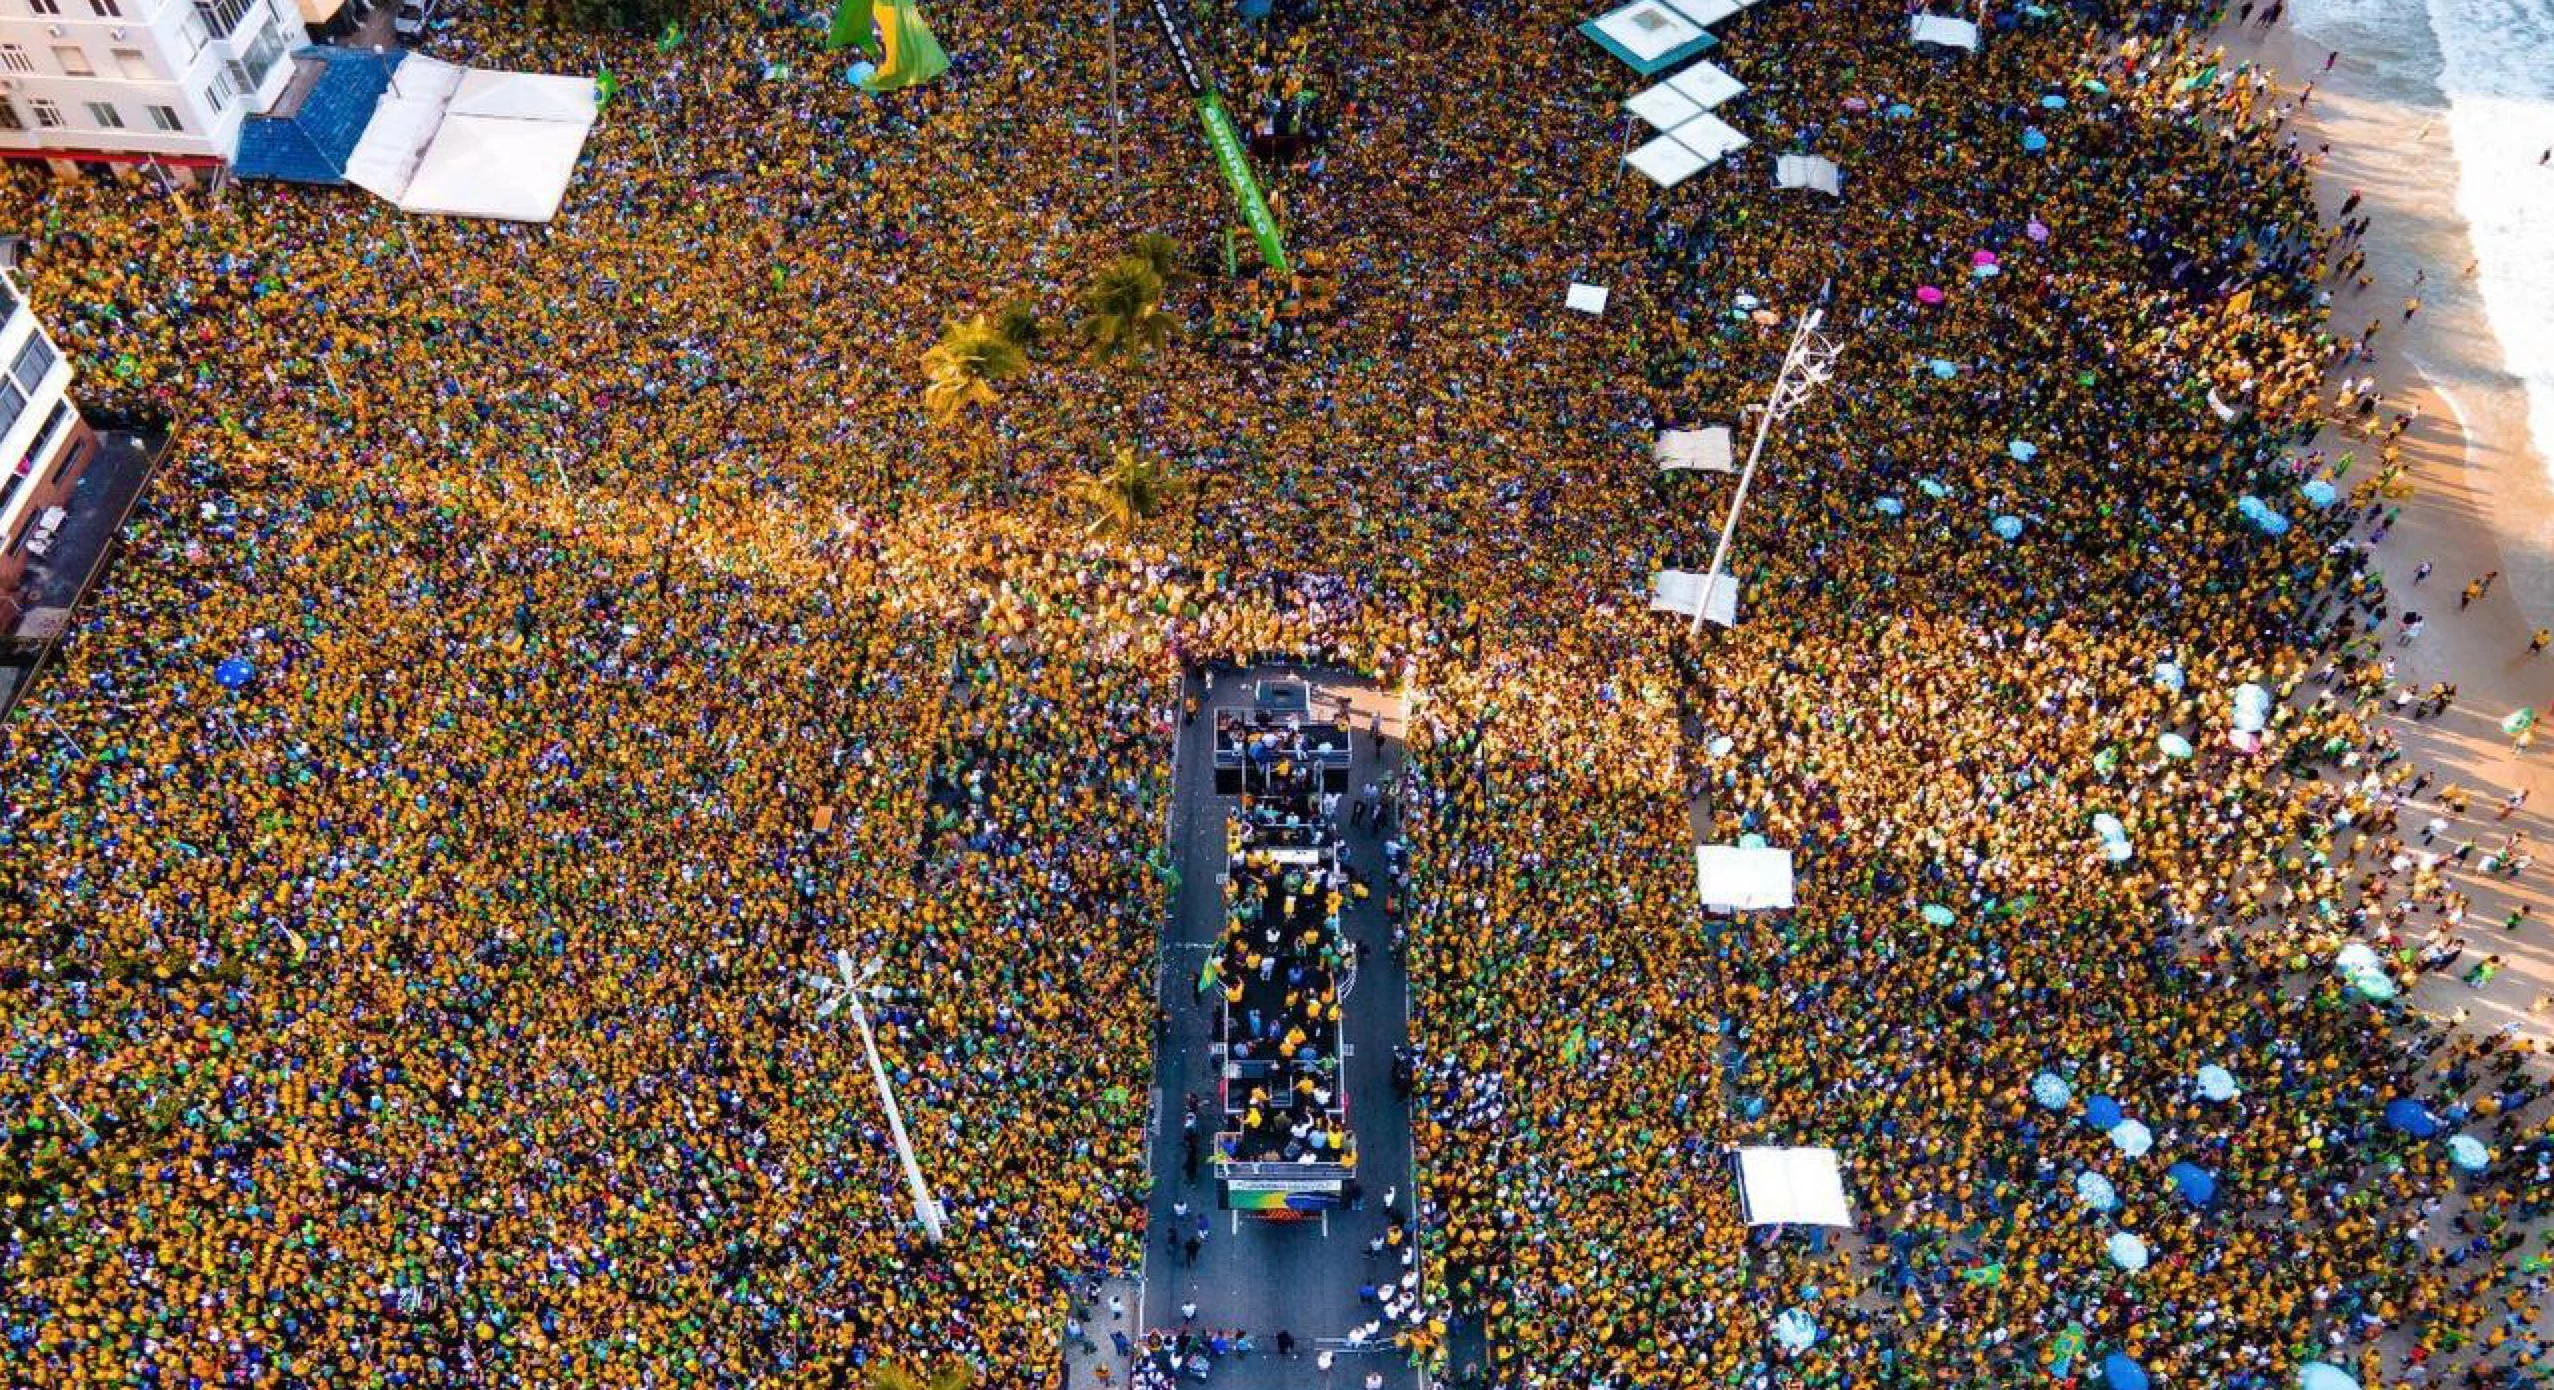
[1916,285,1946,305]
[2026,217,2050,243]
[1971,250,1999,267]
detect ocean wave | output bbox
[2430,0,2554,484]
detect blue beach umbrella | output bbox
[2384,1099,2443,1138]
[1771,1308,1818,1351]
[2165,1162,2217,1206]
[2041,93,2068,109]
[1921,904,1957,926]
[215,657,256,690]
[2298,1365,2359,1390]
[845,59,877,85]
[1875,496,1906,516]
[1886,101,1915,118]
[2300,478,2339,507]
[1929,358,1959,379]
[2075,1170,2117,1210]
[2022,127,2049,152]
[2081,78,2111,93]
[2008,439,2039,461]
[2032,1071,2074,1109]
[2108,1119,2154,1158]
[1991,514,2025,541]
[1918,477,1952,498]
[2153,660,2185,691]
[2102,1353,2151,1390]
[2083,1095,2124,1130]
[2195,1064,2237,1101]
[2446,1134,2489,1172]
[2158,732,2195,759]
[2105,1231,2150,1271]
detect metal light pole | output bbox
[805,950,948,1245]
[1106,0,1123,207]
[1692,305,1844,634]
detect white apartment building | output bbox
[0,268,95,617]
[0,0,300,175]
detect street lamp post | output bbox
[806,950,948,1245]
[1693,305,1845,634]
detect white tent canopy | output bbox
[1695,843,1793,910]
[1735,1147,1853,1226]
[1774,154,1842,195]
[1565,282,1611,315]
[343,54,597,222]
[1910,14,1981,51]
[1649,568,1740,626]
[1666,59,1745,110]
[1654,426,1734,472]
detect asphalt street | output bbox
[1135,665,1422,1389]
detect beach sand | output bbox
[2210,11,2554,1041]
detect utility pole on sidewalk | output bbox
[1693,302,1845,634]
[805,950,948,1245]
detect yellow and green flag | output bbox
[862,0,949,92]
[826,0,879,56]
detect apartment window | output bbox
[147,103,180,131]
[12,335,55,394]
[199,84,225,116]
[0,44,30,73]
[0,103,20,131]
[113,46,149,80]
[194,0,254,38]
[29,98,62,128]
[84,100,123,129]
[0,380,26,445]
[178,14,208,63]
[89,0,121,14]
[39,403,75,484]
[28,0,60,13]
[237,23,285,86]
[52,45,92,77]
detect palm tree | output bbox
[1127,232,1197,290]
[1067,444,1193,540]
[1080,256,1178,364]
[920,314,1027,422]
[993,297,1049,356]
[869,1364,975,1390]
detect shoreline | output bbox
[2210,10,2554,1041]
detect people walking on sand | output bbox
[2529,629,2550,655]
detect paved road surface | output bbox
[1135,666,1422,1390]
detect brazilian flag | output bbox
[861,0,949,92]
[825,0,879,55]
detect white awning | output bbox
[1665,59,1745,110]
[1910,14,1980,51]
[341,55,597,223]
[1774,154,1842,195]
[1588,0,1709,65]
[1663,0,1740,24]
[1649,568,1740,626]
[1695,843,1792,909]
[1735,1147,1852,1226]
[1669,110,1750,163]
[1626,84,1704,132]
[1565,282,1611,315]
[1626,133,1712,188]
[1654,426,1734,473]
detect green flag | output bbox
[825,0,879,56]
[1195,92,1287,273]
[594,65,619,106]
[860,0,947,90]
[657,21,683,51]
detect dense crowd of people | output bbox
[1,0,2548,1384]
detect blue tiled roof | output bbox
[233,46,409,185]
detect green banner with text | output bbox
[1196,93,1289,274]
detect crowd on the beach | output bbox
[2,0,2550,1384]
